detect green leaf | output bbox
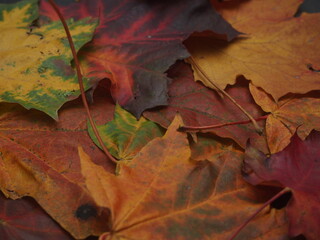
[88,104,164,161]
[0,0,98,119]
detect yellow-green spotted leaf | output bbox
[0,0,98,119]
[88,104,164,161]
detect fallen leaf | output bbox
[0,0,97,119]
[187,0,320,100]
[79,115,288,240]
[88,104,164,162]
[243,130,320,240]
[40,0,239,118]
[0,85,115,239]
[0,192,73,240]
[250,84,320,153]
[144,61,268,152]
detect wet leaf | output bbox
[187,0,320,100]
[0,0,97,119]
[40,0,239,118]
[244,130,320,240]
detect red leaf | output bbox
[0,85,114,238]
[144,61,268,152]
[40,0,239,117]
[243,130,320,240]
[0,192,72,240]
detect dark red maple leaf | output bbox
[144,61,267,152]
[243,130,320,240]
[40,0,239,118]
[0,192,73,240]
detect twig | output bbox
[188,56,263,134]
[48,0,117,163]
[179,115,268,132]
[228,187,291,240]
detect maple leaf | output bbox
[250,84,320,153]
[88,104,164,164]
[144,61,268,152]
[0,86,116,239]
[40,0,239,118]
[243,130,320,240]
[0,192,73,240]
[79,116,288,240]
[186,0,320,100]
[0,0,97,119]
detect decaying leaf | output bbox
[250,84,320,153]
[187,0,320,100]
[40,0,239,118]
[244,130,320,240]
[0,0,97,119]
[0,86,115,239]
[88,104,164,162]
[79,115,288,240]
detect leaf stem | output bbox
[178,115,268,132]
[228,187,291,240]
[188,56,263,134]
[48,0,117,163]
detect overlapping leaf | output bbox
[187,0,320,99]
[0,0,98,119]
[144,61,268,152]
[79,116,288,240]
[0,192,73,240]
[0,86,116,238]
[40,0,239,117]
[244,130,320,240]
[250,84,320,153]
[88,104,164,163]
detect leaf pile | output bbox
[0,0,320,240]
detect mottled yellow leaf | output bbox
[0,0,97,119]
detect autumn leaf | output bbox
[0,86,116,239]
[0,0,97,119]
[88,104,164,163]
[186,0,320,100]
[40,0,239,118]
[144,61,268,152]
[249,84,320,153]
[0,192,73,240]
[243,130,320,240]
[79,115,288,240]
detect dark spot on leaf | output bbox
[271,191,292,209]
[291,235,307,240]
[307,64,320,72]
[75,204,97,220]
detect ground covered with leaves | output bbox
[0,0,319,239]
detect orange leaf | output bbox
[0,86,114,238]
[187,0,320,100]
[79,116,288,239]
[250,84,320,153]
